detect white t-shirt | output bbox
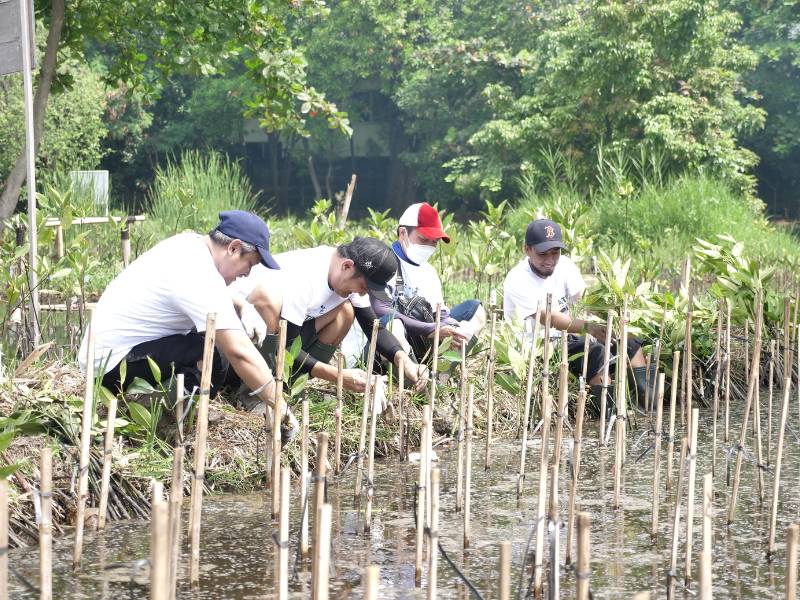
[79,233,243,374]
[232,246,370,326]
[503,255,586,335]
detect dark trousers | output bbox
[565,333,643,381]
[102,332,232,395]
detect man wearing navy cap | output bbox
[369,202,486,364]
[503,218,649,412]
[233,237,429,395]
[80,210,295,431]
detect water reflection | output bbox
[7,404,800,598]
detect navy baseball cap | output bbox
[215,210,280,269]
[525,219,567,253]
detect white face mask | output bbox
[405,241,436,264]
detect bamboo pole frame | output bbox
[768,379,792,557]
[97,376,119,530]
[576,512,591,600]
[415,406,430,585]
[313,503,332,600]
[168,446,183,600]
[599,312,614,446]
[40,446,53,600]
[485,304,498,470]
[684,408,699,582]
[355,319,380,504]
[73,315,94,570]
[727,292,763,525]
[364,375,380,531]
[189,313,217,584]
[566,386,587,565]
[517,309,542,498]
[700,473,713,600]
[651,373,665,540]
[667,351,680,492]
[272,320,288,519]
[427,468,440,600]
[463,384,474,549]
[151,481,169,600]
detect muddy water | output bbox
[8,402,800,598]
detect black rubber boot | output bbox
[630,365,657,414]
[589,383,616,420]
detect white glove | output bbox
[240,302,267,345]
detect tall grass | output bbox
[508,148,800,276]
[146,150,262,238]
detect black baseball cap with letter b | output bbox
[525,219,567,253]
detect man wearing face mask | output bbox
[503,218,650,413]
[369,202,486,363]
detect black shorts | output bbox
[565,334,643,381]
[101,331,231,395]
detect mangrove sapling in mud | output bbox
[189,313,217,585]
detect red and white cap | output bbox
[398,202,451,243]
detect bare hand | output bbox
[342,368,369,393]
[436,325,471,349]
[406,361,430,392]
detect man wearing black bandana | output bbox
[503,219,650,414]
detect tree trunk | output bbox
[303,138,322,201]
[0,0,67,220]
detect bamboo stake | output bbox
[485,304,498,470]
[787,524,799,600]
[272,320,288,519]
[97,375,119,530]
[364,565,380,599]
[533,298,554,599]
[167,447,183,600]
[768,340,776,466]
[334,353,343,474]
[682,288,693,427]
[398,361,406,462]
[768,379,792,557]
[712,302,723,477]
[576,512,591,600]
[429,304,442,415]
[151,481,169,600]
[784,298,791,383]
[301,394,310,557]
[277,467,289,600]
[364,376,380,531]
[668,438,688,600]
[464,385,474,549]
[427,468,440,600]
[73,315,94,570]
[189,313,217,584]
[550,335,569,520]
[745,318,750,384]
[499,540,511,600]
[754,362,766,503]
[456,342,467,512]
[175,374,184,444]
[313,503,332,600]
[0,479,6,599]
[599,312,614,446]
[566,386,587,565]
[727,292,763,525]
[312,434,329,596]
[644,353,652,414]
[667,351,681,492]
[684,408,699,582]
[517,308,543,498]
[40,446,53,600]
[355,319,380,504]
[613,301,628,509]
[700,473,713,600]
[651,373,666,540]
[724,301,732,443]
[415,406,429,586]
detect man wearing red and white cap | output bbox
[369,202,486,362]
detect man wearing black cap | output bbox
[233,237,428,395]
[503,218,648,411]
[80,210,296,430]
